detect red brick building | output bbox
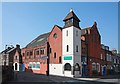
[13,44,22,71]
[48,25,62,64]
[21,9,120,77]
[21,33,49,74]
[0,44,22,82]
[81,22,102,77]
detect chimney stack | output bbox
[16,44,20,48]
[92,21,97,28]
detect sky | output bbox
[1,2,118,52]
[1,0,119,2]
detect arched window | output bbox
[53,33,57,39]
[54,52,56,58]
[15,56,17,60]
[92,62,96,70]
[96,63,100,72]
[15,63,17,70]
[29,63,32,69]
[67,45,69,52]
[74,63,80,71]
[33,63,35,68]
[64,63,71,71]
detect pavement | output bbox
[75,78,120,83]
[75,74,120,83]
[2,71,120,84]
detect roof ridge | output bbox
[63,11,80,22]
[54,25,62,30]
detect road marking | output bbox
[76,78,99,81]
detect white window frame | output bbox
[97,63,100,72]
[92,62,96,70]
[35,62,40,70]
[30,62,40,70]
[29,62,32,69]
[101,54,103,60]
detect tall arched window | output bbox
[74,63,80,71]
[76,45,78,52]
[15,63,17,70]
[53,33,57,39]
[54,52,56,58]
[64,63,71,71]
[92,62,96,70]
[67,45,69,52]
[15,56,17,60]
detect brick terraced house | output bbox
[0,44,22,82]
[21,9,120,77]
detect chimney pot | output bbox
[94,22,97,26]
[16,44,20,48]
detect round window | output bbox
[53,33,57,39]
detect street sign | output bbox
[64,56,72,60]
[40,56,48,60]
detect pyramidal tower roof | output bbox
[63,9,80,22]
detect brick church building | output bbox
[21,9,120,77]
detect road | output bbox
[2,71,117,84]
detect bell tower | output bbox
[63,9,80,29]
[62,9,82,77]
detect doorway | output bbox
[15,63,17,71]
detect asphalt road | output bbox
[2,71,116,84]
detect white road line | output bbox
[76,78,99,81]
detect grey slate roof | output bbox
[1,47,14,54]
[26,32,50,48]
[63,11,80,22]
